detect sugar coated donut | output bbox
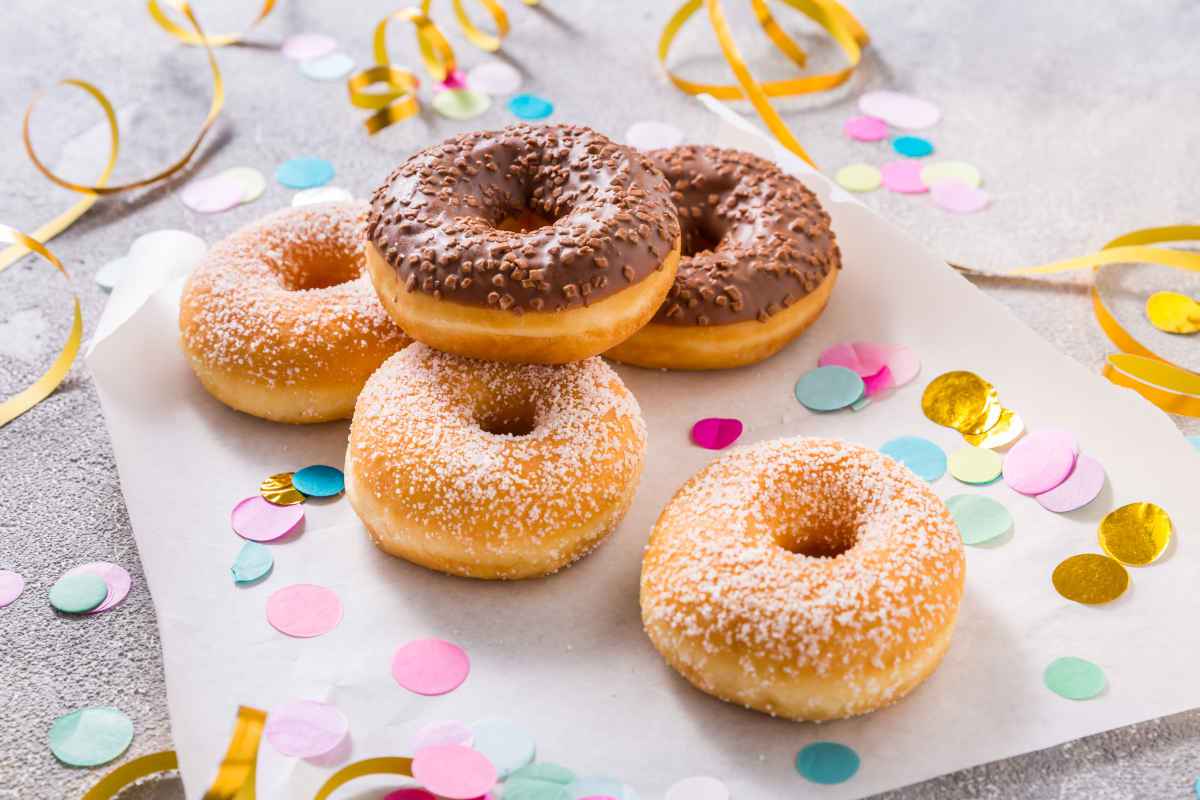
[345,343,646,579]
[365,124,681,364]
[179,203,410,423]
[606,146,840,370]
[641,437,964,720]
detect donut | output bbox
[345,343,646,579]
[641,437,964,720]
[179,203,410,423]
[364,124,682,364]
[606,146,840,370]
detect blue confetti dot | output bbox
[231,541,273,584]
[796,741,860,785]
[275,158,335,189]
[794,366,865,412]
[508,93,555,120]
[1188,435,1200,453]
[880,435,947,481]
[292,464,344,497]
[469,717,536,777]
[892,135,934,158]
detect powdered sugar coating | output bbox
[642,437,963,691]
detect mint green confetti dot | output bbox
[505,762,576,800]
[231,541,274,584]
[794,366,865,412]
[49,573,108,614]
[946,494,1013,545]
[1044,657,1106,700]
[49,706,134,766]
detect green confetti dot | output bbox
[796,741,860,785]
[505,762,576,800]
[49,573,108,614]
[946,494,1013,545]
[48,706,134,767]
[794,366,865,412]
[432,89,492,120]
[231,541,274,584]
[1044,656,1106,700]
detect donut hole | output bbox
[774,521,858,559]
[495,209,556,234]
[275,240,363,291]
[680,217,726,256]
[476,397,539,438]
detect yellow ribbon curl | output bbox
[148,0,276,47]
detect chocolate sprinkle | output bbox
[647,146,841,326]
[368,124,680,314]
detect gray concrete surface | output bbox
[2,1,1198,798]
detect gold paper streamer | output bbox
[148,0,276,47]
[1098,502,1172,566]
[1052,553,1129,605]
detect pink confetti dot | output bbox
[181,176,245,214]
[440,68,469,90]
[392,638,470,696]
[1002,429,1079,495]
[0,570,24,608]
[1036,454,1106,512]
[63,562,130,614]
[412,744,497,800]
[690,418,743,450]
[858,90,941,129]
[264,699,349,758]
[863,365,895,397]
[282,33,338,61]
[842,115,888,142]
[931,180,990,213]
[385,790,437,800]
[266,584,343,638]
[818,342,920,390]
[231,496,304,542]
[819,342,886,376]
[881,160,927,194]
[411,719,473,752]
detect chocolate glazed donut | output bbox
[365,124,682,364]
[606,145,841,370]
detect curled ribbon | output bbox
[148,0,276,47]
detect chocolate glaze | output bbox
[367,124,680,314]
[647,145,841,326]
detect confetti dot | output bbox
[63,562,130,614]
[834,163,881,192]
[1036,455,1106,512]
[276,158,335,189]
[880,436,947,482]
[1146,291,1200,334]
[922,371,997,433]
[664,776,728,800]
[218,166,266,204]
[282,33,338,61]
[949,445,1002,484]
[818,341,886,376]
[931,180,990,214]
[850,395,872,411]
[432,89,492,120]
[392,638,470,695]
[266,584,343,638]
[467,61,523,95]
[181,175,244,214]
[292,186,354,207]
[470,717,535,777]
[300,52,355,81]
[892,135,934,157]
[231,495,305,542]
[963,408,1024,449]
[842,115,887,141]
[1189,435,1200,452]
[0,570,25,607]
[690,418,743,450]
[1002,430,1078,495]
[95,257,133,292]
[1043,657,1106,700]
[265,699,349,758]
[385,790,437,800]
[863,366,894,397]
[946,494,1013,545]
[506,763,577,800]
[794,366,865,412]
[1052,553,1128,604]
[49,572,108,614]
[507,93,554,120]
[565,777,638,800]
[624,120,684,151]
[292,464,344,497]
[858,90,940,129]
[48,706,133,767]
[1098,502,1172,565]
[795,741,860,785]
[411,719,473,752]
[881,159,927,193]
[412,744,497,800]
[260,472,305,506]
[231,541,274,584]
[439,68,469,90]
[920,160,981,188]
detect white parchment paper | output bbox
[87,118,1200,799]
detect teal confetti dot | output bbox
[946,494,1013,545]
[508,93,555,120]
[48,706,134,767]
[505,762,576,800]
[1044,656,1106,700]
[275,158,335,189]
[892,135,934,158]
[880,436,947,481]
[794,366,865,412]
[1188,435,1200,452]
[292,464,344,497]
[565,776,639,800]
[795,741,860,785]
[470,717,535,777]
[231,541,274,584]
[49,572,108,614]
[1194,776,1200,798]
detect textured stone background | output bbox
[1,1,1198,798]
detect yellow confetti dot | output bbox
[260,472,305,506]
[1098,502,1172,566]
[835,163,882,192]
[948,445,1002,484]
[1052,553,1129,604]
[921,371,996,432]
[920,160,981,188]
[1146,291,1200,335]
[963,407,1024,449]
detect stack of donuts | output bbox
[178,124,963,722]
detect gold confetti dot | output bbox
[922,371,995,432]
[260,472,305,506]
[1052,553,1129,604]
[1098,502,1172,566]
[963,407,1024,449]
[1146,291,1200,335]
